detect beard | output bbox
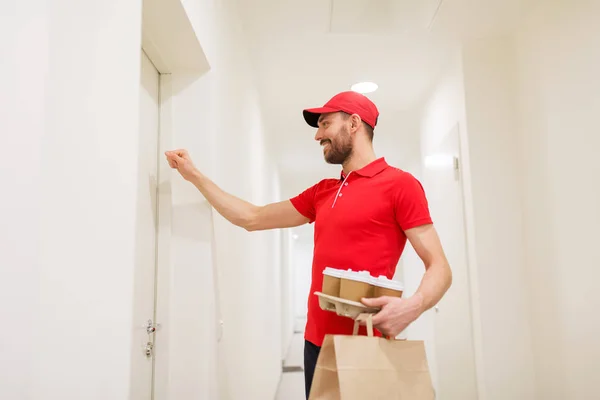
[321,126,353,165]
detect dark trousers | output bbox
[304,340,321,399]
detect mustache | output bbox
[320,139,331,146]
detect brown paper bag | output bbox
[309,314,435,400]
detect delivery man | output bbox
[165,91,452,399]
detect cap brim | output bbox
[302,107,340,128]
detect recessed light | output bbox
[351,81,378,94]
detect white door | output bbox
[130,49,161,400]
[424,124,478,399]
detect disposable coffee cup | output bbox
[322,267,344,297]
[340,270,375,302]
[373,276,404,298]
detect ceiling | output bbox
[234,0,533,198]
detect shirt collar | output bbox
[340,157,389,180]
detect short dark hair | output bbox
[341,112,374,142]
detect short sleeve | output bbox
[394,173,433,231]
[289,182,319,223]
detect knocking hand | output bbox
[361,293,424,337]
[165,149,199,181]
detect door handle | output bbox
[146,319,160,334]
[145,342,154,358]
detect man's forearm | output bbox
[414,262,453,312]
[188,170,258,229]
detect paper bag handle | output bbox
[353,313,374,337]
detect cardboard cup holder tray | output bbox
[315,292,380,319]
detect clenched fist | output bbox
[165,149,199,181]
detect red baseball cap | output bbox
[303,91,380,129]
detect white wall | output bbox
[291,237,313,327]
[280,229,295,355]
[1,1,143,399]
[0,0,282,399]
[173,1,283,399]
[461,37,538,399]
[419,43,538,399]
[416,49,475,397]
[514,1,600,398]
[0,2,47,398]
[420,3,600,397]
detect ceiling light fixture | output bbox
[351,81,378,94]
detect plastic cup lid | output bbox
[342,270,373,284]
[373,275,404,291]
[323,267,344,278]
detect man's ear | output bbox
[349,114,362,133]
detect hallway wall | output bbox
[419,2,600,398]
[1,1,143,399]
[171,0,283,399]
[0,1,281,399]
[0,2,46,398]
[280,229,295,356]
[417,48,480,397]
[419,42,539,399]
[514,1,600,398]
[461,37,537,400]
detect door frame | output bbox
[138,0,210,397]
[452,122,487,399]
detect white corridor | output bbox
[2,1,599,400]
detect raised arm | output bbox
[165,149,309,231]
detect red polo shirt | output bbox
[289,158,433,346]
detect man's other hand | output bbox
[361,293,424,337]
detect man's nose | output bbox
[314,128,323,141]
